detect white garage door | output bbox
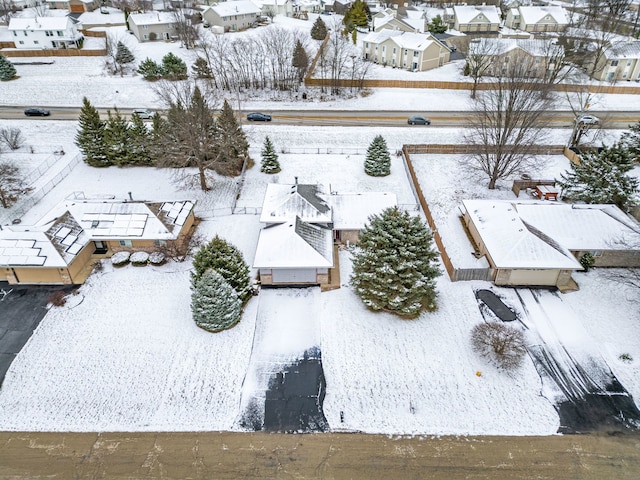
[508,269,558,286]
[271,268,317,284]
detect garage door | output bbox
[271,269,317,284]
[508,269,558,286]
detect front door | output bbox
[94,241,108,254]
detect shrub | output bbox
[130,251,149,266]
[111,251,130,267]
[471,322,527,369]
[619,353,633,363]
[579,252,595,271]
[191,270,242,333]
[48,290,67,307]
[149,251,166,265]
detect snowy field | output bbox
[0,117,638,434]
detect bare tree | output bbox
[0,160,32,208]
[471,322,527,370]
[564,84,604,148]
[104,32,137,76]
[111,0,153,12]
[171,6,200,49]
[463,38,500,99]
[0,0,17,25]
[158,229,205,262]
[464,55,556,189]
[0,127,25,150]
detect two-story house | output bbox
[45,0,99,13]
[8,16,84,49]
[127,12,177,42]
[362,29,451,71]
[590,40,640,82]
[451,5,501,33]
[202,0,261,32]
[505,6,569,33]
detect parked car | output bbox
[408,115,431,125]
[133,109,154,119]
[247,112,272,122]
[576,114,600,125]
[24,108,50,117]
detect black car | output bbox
[24,108,51,117]
[408,115,431,125]
[247,112,272,122]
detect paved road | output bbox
[1,106,638,128]
[0,431,638,479]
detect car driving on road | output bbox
[24,108,50,117]
[247,112,272,122]
[408,115,431,125]
[576,114,600,125]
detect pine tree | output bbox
[114,41,135,76]
[428,15,448,34]
[558,144,639,211]
[137,58,162,81]
[311,17,328,40]
[350,207,441,318]
[343,0,370,32]
[128,113,154,166]
[620,121,640,164]
[192,56,213,79]
[192,235,252,303]
[103,108,131,166]
[161,52,188,80]
[260,136,281,174]
[364,135,391,176]
[191,269,242,333]
[75,97,109,167]
[214,99,249,176]
[0,55,17,81]
[292,40,309,83]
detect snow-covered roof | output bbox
[363,29,437,51]
[0,230,68,268]
[401,16,425,33]
[253,217,334,268]
[327,192,397,230]
[209,0,261,17]
[515,203,640,251]
[604,40,640,60]
[463,200,581,270]
[518,6,569,26]
[128,12,176,26]
[8,16,72,31]
[362,29,404,43]
[452,5,500,25]
[469,38,563,58]
[259,183,332,224]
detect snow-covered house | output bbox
[8,16,84,50]
[45,0,99,13]
[589,40,640,82]
[0,199,196,285]
[461,200,640,288]
[361,30,451,71]
[253,183,396,287]
[451,5,501,33]
[253,0,294,17]
[505,6,569,33]
[10,0,37,9]
[202,1,261,32]
[372,8,420,33]
[127,12,177,43]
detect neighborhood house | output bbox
[8,16,84,49]
[127,12,177,42]
[361,30,451,71]
[202,0,262,32]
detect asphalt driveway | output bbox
[0,282,74,386]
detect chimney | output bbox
[294,176,298,184]
[128,192,133,200]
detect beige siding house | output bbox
[590,40,640,82]
[202,0,261,32]
[505,6,569,33]
[452,5,500,33]
[128,12,177,42]
[362,30,451,71]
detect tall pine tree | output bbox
[192,56,213,79]
[192,235,252,303]
[343,0,370,32]
[161,52,188,80]
[260,136,281,174]
[311,17,328,40]
[620,121,640,164]
[215,99,249,176]
[114,41,135,76]
[558,144,639,211]
[138,58,162,81]
[104,108,131,166]
[128,113,154,166]
[0,55,17,81]
[75,97,108,167]
[350,207,441,318]
[292,40,309,84]
[191,269,242,333]
[364,135,391,177]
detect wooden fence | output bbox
[403,144,567,155]
[1,48,107,57]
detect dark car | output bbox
[24,108,51,117]
[408,115,431,125]
[247,112,272,122]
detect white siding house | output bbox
[8,16,83,49]
[127,12,177,42]
[202,0,261,32]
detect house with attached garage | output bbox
[0,199,195,285]
[588,40,640,82]
[127,12,177,42]
[361,29,451,71]
[45,0,99,13]
[504,6,569,33]
[450,5,501,33]
[8,16,84,49]
[202,0,261,32]
[461,199,640,289]
[253,182,396,288]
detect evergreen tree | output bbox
[128,113,154,166]
[191,269,242,333]
[75,97,109,167]
[343,0,370,32]
[0,55,17,81]
[192,235,252,303]
[364,135,391,176]
[350,207,441,318]
[103,108,131,166]
[137,58,162,81]
[114,41,135,75]
[192,56,213,79]
[620,121,640,163]
[311,17,328,40]
[161,52,188,80]
[428,15,448,34]
[558,144,639,211]
[260,136,281,174]
[292,40,309,83]
[214,99,249,176]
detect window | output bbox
[45,30,53,36]
[611,60,619,66]
[628,60,632,66]
[365,42,369,48]
[119,240,133,247]
[382,46,385,52]
[143,34,149,40]
[18,40,24,44]
[143,25,149,29]
[12,31,17,37]
[393,47,396,54]
[57,31,63,36]
[23,31,27,36]
[593,250,603,257]
[413,51,419,57]
[154,240,167,247]
[34,40,39,45]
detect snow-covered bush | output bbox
[149,251,166,265]
[471,322,527,370]
[110,251,130,267]
[191,269,242,333]
[130,251,149,266]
